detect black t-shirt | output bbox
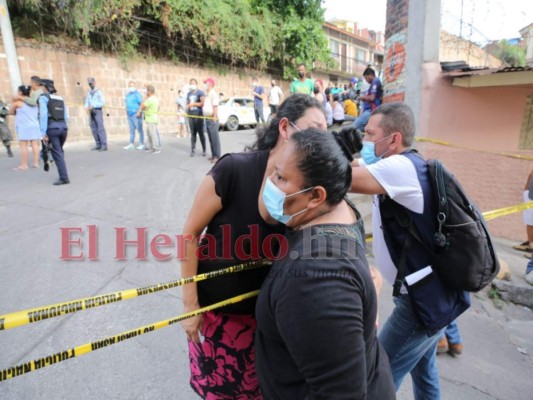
[186,89,205,116]
[197,150,286,314]
[255,221,395,400]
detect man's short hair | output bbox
[30,76,42,85]
[147,85,155,94]
[363,67,375,77]
[190,78,197,84]
[371,102,415,147]
[298,63,306,69]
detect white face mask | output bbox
[189,85,197,91]
[128,87,136,93]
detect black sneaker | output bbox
[53,179,70,185]
[6,147,13,157]
[91,146,101,151]
[98,147,108,152]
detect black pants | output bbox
[189,117,206,153]
[48,126,69,181]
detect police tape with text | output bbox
[0,259,270,331]
[0,291,259,382]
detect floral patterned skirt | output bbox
[188,311,261,399]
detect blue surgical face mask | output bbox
[262,177,313,225]
[360,136,392,165]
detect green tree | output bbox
[493,40,526,67]
[9,0,332,76]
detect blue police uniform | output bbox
[39,92,69,185]
[85,84,107,150]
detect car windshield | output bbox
[219,100,228,106]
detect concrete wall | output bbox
[419,63,533,152]
[0,40,287,140]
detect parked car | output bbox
[218,97,271,131]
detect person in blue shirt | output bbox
[39,79,70,185]
[124,81,144,150]
[354,68,382,133]
[84,77,108,151]
[252,77,265,124]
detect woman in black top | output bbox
[255,129,395,399]
[180,94,328,399]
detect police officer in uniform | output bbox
[39,79,70,185]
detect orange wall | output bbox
[419,62,533,152]
[417,63,533,241]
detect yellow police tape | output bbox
[415,137,533,161]
[0,290,259,382]
[365,201,533,243]
[69,102,217,120]
[482,201,533,221]
[0,259,270,331]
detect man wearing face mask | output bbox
[124,81,144,150]
[252,77,265,125]
[186,78,206,157]
[84,77,108,151]
[351,102,470,400]
[289,63,315,95]
[268,79,283,117]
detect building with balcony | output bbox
[314,20,384,85]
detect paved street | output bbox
[0,128,532,400]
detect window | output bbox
[330,40,339,57]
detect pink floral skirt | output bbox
[188,311,261,399]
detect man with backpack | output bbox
[350,102,471,399]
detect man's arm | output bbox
[22,91,39,106]
[350,165,387,195]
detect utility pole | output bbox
[0,0,22,95]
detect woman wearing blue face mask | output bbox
[180,94,327,399]
[255,129,395,400]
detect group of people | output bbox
[6,76,70,185]
[180,93,470,400]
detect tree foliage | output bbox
[9,0,332,76]
[493,40,526,67]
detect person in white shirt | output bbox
[268,80,283,117]
[350,102,470,400]
[202,77,221,163]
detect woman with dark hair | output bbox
[255,129,395,399]
[10,85,41,170]
[180,94,327,399]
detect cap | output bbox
[203,77,216,86]
[350,77,358,84]
[87,77,95,84]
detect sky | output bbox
[322,0,533,43]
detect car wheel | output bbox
[225,116,239,131]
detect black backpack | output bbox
[395,156,500,292]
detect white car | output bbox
[218,97,271,131]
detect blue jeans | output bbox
[127,113,144,145]
[441,320,462,344]
[527,255,533,275]
[354,109,371,131]
[379,294,444,400]
[205,119,221,158]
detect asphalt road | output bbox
[0,128,532,399]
